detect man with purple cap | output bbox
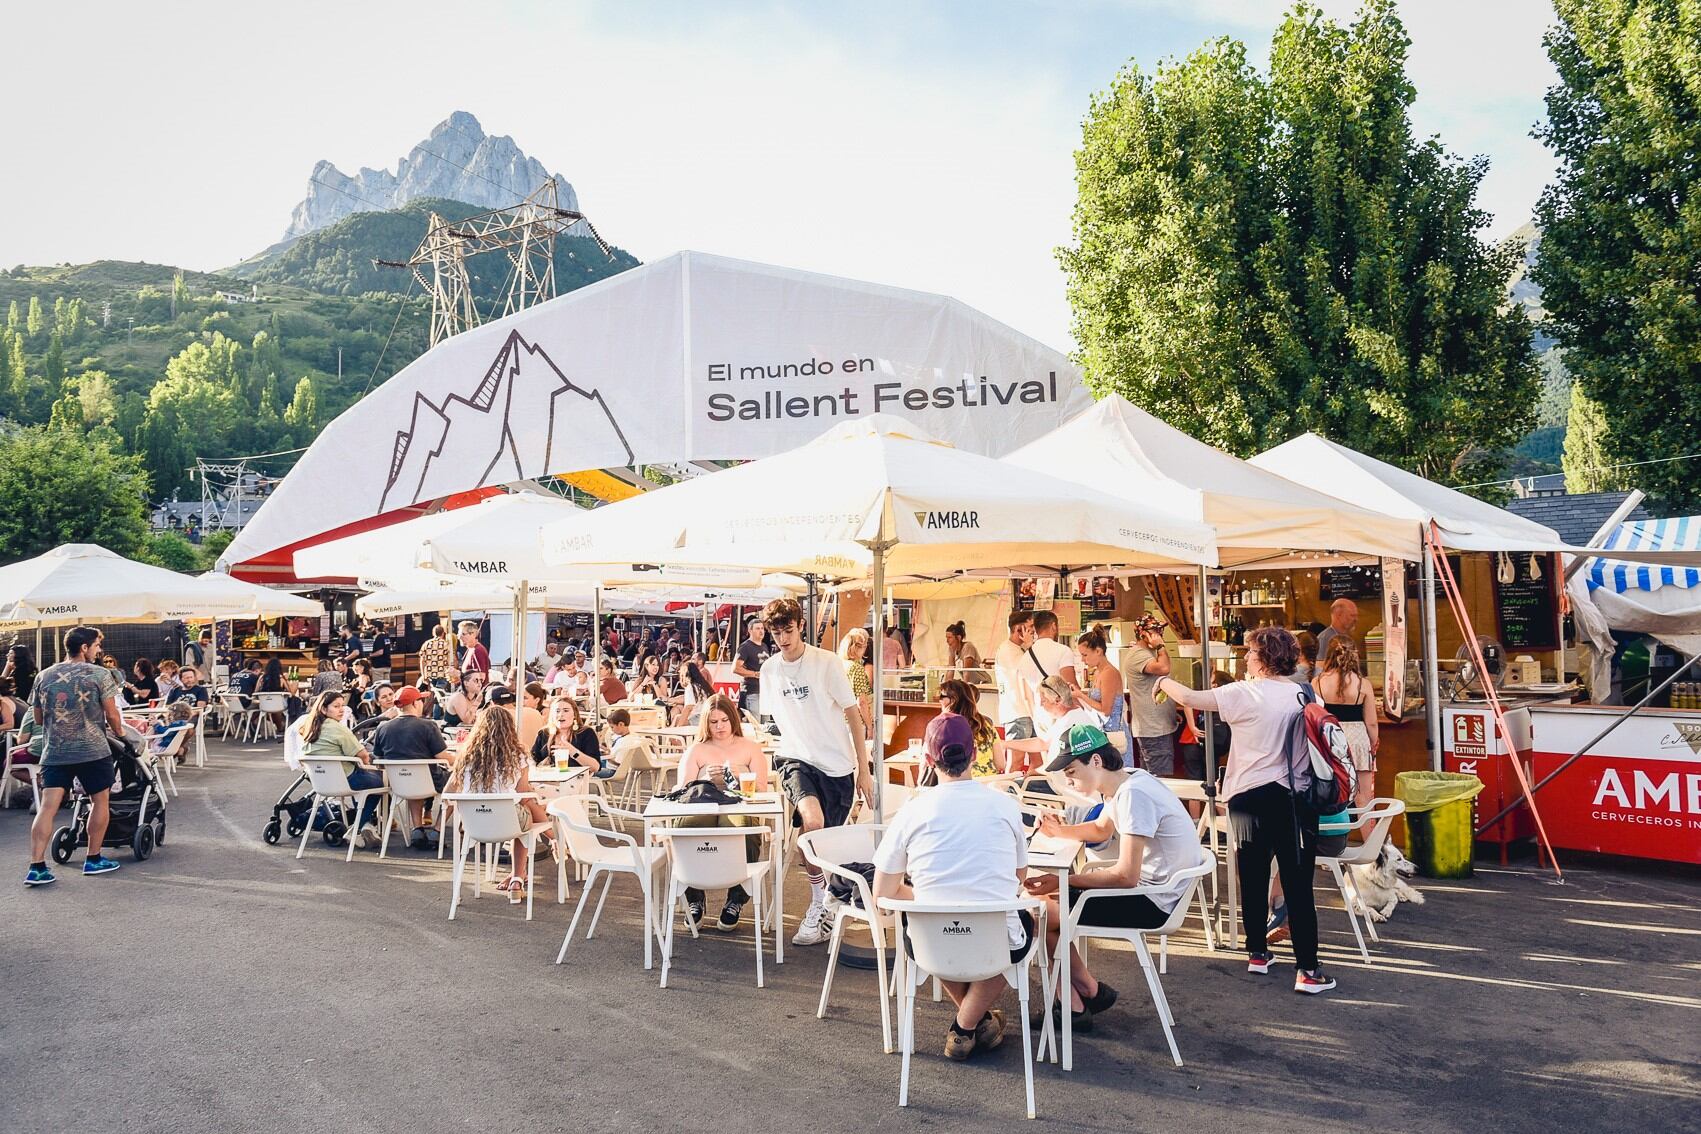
[873,712,1031,1062]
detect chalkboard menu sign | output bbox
[1493,554,1560,649]
[1318,565,1382,600]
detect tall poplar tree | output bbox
[1062,0,1537,482]
[1533,0,1701,508]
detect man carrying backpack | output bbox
[1156,625,1336,995]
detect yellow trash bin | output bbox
[1395,771,1484,879]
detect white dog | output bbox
[1347,843,1426,923]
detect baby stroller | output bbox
[50,732,167,863]
[262,716,351,848]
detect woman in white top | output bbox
[1156,626,1335,995]
[673,695,770,931]
[448,704,548,903]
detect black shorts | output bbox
[41,757,117,795]
[905,908,1037,966]
[777,759,855,828]
[1068,890,1170,930]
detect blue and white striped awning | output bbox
[1586,516,1701,593]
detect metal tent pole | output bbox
[1421,534,1442,771]
[591,587,603,726]
[870,547,888,820]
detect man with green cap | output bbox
[1021,723,1202,1031]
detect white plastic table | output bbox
[1026,830,1083,1070]
[642,791,786,971]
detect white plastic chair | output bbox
[1316,798,1407,962]
[251,693,291,741]
[146,725,190,797]
[1048,854,1215,1068]
[653,826,772,989]
[443,792,552,921]
[376,761,446,859]
[295,754,389,863]
[548,795,667,963]
[881,897,1043,1119]
[798,824,896,1053]
[2,728,31,810]
[218,693,255,742]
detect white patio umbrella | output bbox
[0,544,252,631]
[191,573,324,619]
[537,415,1220,809]
[537,415,1218,580]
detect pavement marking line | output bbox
[188,786,274,853]
[1522,953,1627,966]
[1566,918,1701,936]
[1549,896,1701,914]
[1154,941,1701,1009]
[1326,999,1411,1009]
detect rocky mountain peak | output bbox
[283,112,579,239]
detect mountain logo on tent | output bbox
[379,330,635,512]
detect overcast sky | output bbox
[2,0,1558,351]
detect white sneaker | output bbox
[791,900,832,946]
[356,824,381,849]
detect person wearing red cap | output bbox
[372,685,449,849]
[873,712,1031,1061]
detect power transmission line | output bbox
[1455,449,1701,490]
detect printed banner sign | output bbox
[226,252,1091,568]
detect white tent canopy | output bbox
[1007,396,1419,566]
[192,573,324,619]
[0,544,253,631]
[538,415,1219,579]
[225,250,1095,571]
[1250,433,1568,553]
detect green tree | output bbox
[0,423,151,559]
[283,375,318,433]
[47,393,84,432]
[172,272,190,318]
[1562,383,1624,493]
[1061,0,1537,482]
[1533,0,1701,508]
[65,297,84,341]
[43,332,64,389]
[140,530,203,572]
[5,300,17,334]
[25,295,43,338]
[76,370,118,427]
[199,528,235,568]
[52,296,67,338]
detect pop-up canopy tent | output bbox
[223,250,1095,574]
[1008,396,1418,565]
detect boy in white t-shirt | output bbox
[1023,723,1203,1031]
[604,708,643,771]
[757,598,870,947]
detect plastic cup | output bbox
[554,749,572,772]
[738,770,757,798]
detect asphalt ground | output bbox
[1,738,1697,1134]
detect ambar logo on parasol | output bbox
[38,604,78,615]
[914,510,980,531]
[451,560,511,575]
